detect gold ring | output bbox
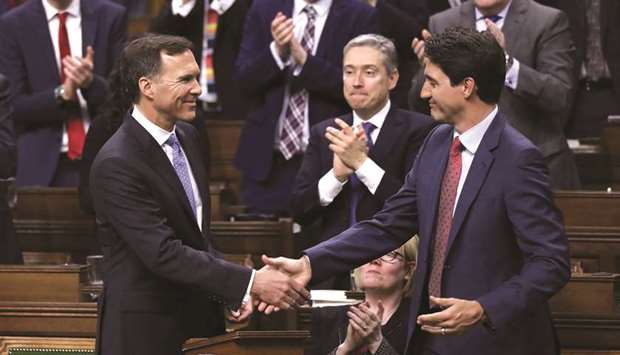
[441,327,447,336]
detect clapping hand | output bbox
[325,118,369,171]
[337,301,384,355]
[62,46,95,89]
[411,29,432,65]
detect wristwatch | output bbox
[54,84,67,107]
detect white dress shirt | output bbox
[474,2,520,90]
[172,0,237,16]
[270,0,333,151]
[452,105,498,215]
[133,106,254,307]
[42,0,91,153]
[132,106,204,231]
[318,100,390,206]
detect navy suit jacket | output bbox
[305,112,570,355]
[292,107,435,246]
[233,0,377,182]
[0,0,126,186]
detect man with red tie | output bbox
[263,27,570,355]
[0,0,126,186]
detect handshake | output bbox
[228,255,313,323]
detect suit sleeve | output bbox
[373,118,434,202]
[375,0,427,61]
[0,77,16,179]
[291,123,330,225]
[510,11,574,113]
[476,147,570,330]
[91,157,252,305]
[234,4,287,97]
[82,6,128,107]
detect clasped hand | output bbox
[250,255,312,314]
[337,301,384,355]
[325,118,369,181]
[417,296,485,336]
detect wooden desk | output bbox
[0,265,87,303]
[0,302,97,337]
[183,331,310,355]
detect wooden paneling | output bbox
[0,302,97,337]
[183,331,310,355]
[0,265,87,303]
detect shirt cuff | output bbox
[355,158,384,195]
[505,58,520,90]
[242,269,256,305]
[270,41,290,70]
[318,169,347,206]
[171,0,196,17]
[210,0,236,14]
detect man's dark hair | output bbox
[425,27,506,103]
[118,33,193,105]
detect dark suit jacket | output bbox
[0,73,21,264]
[90,116,251,355]
[292,107,435,247]
[305,112,570,355]
[149,0,251,119]
[306,298,410,355]
[234,0,377,183]
[0,0,126,186]
[410,0,574,161]
[557,0,620,102]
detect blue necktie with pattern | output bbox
[166,133,197,217]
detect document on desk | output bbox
[308,290,365,308]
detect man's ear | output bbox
[388,69,400,91]
[138,76,154,101]
[462,77,476,99]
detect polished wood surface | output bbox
[183,330,310,355]
[0,302,97,337]
[0,265,87,303]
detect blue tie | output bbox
[349,121,376,225]
[166,133,197,217]
[484,14,502,23]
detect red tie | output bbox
[428,136,463,298]
[58,12,85,160]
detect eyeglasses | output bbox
[377,251,405,264]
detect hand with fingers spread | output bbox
[62,46,95,89]
[325,118,369,171]
[271,12,294,60]
[250,260,310,311]
[226,296,254,323]
[417,296,485,336]
[485,19,506,50]
[411,29,432,65]
[337,301,385,355]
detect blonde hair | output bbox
[352,235,419,297]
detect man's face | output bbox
[474,0,511,15]
[150,50,201,123]
[343,46,398,119]
[420,60,464,124]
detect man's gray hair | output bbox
[343,34,398,73]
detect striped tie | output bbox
[278,5,317,159]
[199,4,219,105]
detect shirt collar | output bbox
[475,1,511,22]
[42,0,81,22]
[352,100,390,132]
[294,0,332,18]
[132,105,177,147]
[453,105,497,155]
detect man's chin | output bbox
[177,112,196,122]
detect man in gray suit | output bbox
[410,0,580,189]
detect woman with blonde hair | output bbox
[307,236,418,355]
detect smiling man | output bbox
[291,34,435,289]
[89,34,309,355]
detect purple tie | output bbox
[349,121,376,225]
[278,5,317,159]
[166,133,197,217]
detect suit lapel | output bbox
[444,113,504,255]
[369,106,403,166]
[600,0,611,46]
[315,0,341,58]
[458,1,476,29]
[502,0,527,56]
[126,117,202,235]
[29,1,60,84]
[80,0,98,56]
[176,126,211,232]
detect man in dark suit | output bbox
[410,0,580,190]
[90,35,308,355]
[233,0,377,215]
[557,0,620,138]
[0,74,21,264]
[291,34,435,289]
[0,0,127,187]
[149,0,251,120]
[263,28,570,355]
